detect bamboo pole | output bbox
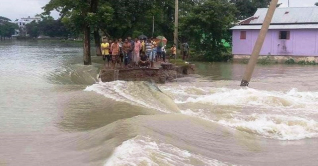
[240,0,279,86]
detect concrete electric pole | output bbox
[240,0,279,86]
[174,0,179,60]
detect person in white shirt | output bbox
[161,45,166,62]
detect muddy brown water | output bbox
[1,40,318,166]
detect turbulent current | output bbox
[1,41,318,166]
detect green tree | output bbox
[25,16,70,38]
[230,0,270,20]
[0,16,18,40]
[180,0,237,61]
[42,0,239,62]
[100,0,163,38]
[0,16,11,22]
[39,16,69,37]
[44,0,102,65]
[25,21,40,38]
[43,0,164,61]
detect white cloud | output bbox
[279,0,317,7]
[0,0,59,20]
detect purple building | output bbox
[231,7,318,61]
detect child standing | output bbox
[162,45,166,62]
[170,44,176,60]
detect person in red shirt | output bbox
[111,39,121,69]
[133,38,141,66]
[123,39,132,68]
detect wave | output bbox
[104,135,230,166]
[162,85,318,140]
[85,81,180,113]
[218,114,318,140]
[181,109,318,140]
[164,86,318,112]
[47,64,101,85]
[85,81,318,141]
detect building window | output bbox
[240,31,246,40]
[279,31,290,40]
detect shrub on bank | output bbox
[284,58,317,65]
[285,58,296,64]
[297,60,317,65]
[258,56,272,65]
[189,50,233,62]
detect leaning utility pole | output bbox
[174,0,179,60]
[240,0,278,86]
[288,0,290,7]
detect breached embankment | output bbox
[99,63,195,84]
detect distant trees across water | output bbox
[0,16,18,40]
[25,16,71,39]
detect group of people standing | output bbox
[101,36,189,69]
[101,37,137,69]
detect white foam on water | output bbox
[87,82,318,141]
[85,81,176,113]
[104,135,231,166]
[161,85,211,100]
[181,109,214,122]
[218,114,318,140]
[181,108,318,140]
[169,87,318,112]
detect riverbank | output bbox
[233,55,318,65]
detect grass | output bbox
[169,58,190,66]
[284,58,317,65]
[257,56,276,65]
[297,60,317,65]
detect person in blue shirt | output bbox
[156,44,162,61]
[182,42,190,61]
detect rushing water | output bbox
[1,40,318,166]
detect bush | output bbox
[298,60,306,65]
[297,60,317,65]
[189,49,233,62]
[307,61,317,65]
[258,56,271,65]
[285,58,295,64]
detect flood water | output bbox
[1,40,318,166]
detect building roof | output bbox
[231,7,318,30]
[231,24,318,30]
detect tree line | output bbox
[37,0,269,64]
[0,16,18,40]
[25,16,70,38]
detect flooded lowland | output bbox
[1,40,318,166]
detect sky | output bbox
[279,0,317,7]
[0,0,317,21]
[0,0,59,20]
